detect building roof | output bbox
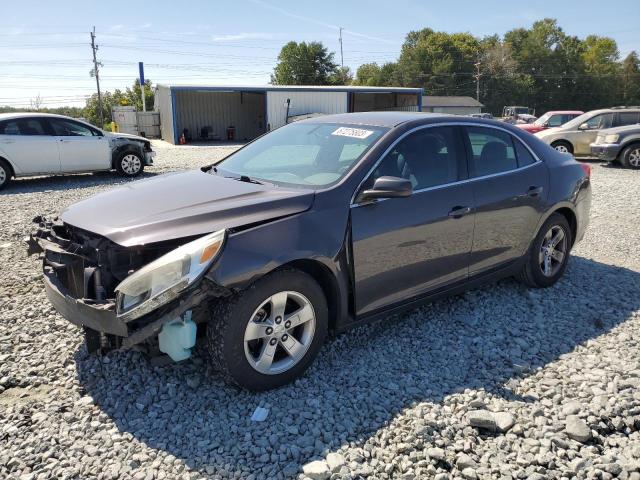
[422,96,484,107]
[158,84,423,94]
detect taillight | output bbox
[579,163,591,179]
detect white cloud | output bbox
[212,32,276,42]
[248,0,395,44]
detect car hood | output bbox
[61,170,315,247]
[104,131,148,143]
[517,123,542,132]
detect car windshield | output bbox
[215,122,388,188]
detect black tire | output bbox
[619,143,640,169]
[206,269,328,391]
[0,159,12,190]
[517,213,572,288]
[115,150,144,177]
[551,140,573,155]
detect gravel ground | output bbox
[1,143,639,480]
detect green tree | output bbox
[353,62,399,86]
[83,79,155,128]
[621,51,640,105]
[271,41,339,85]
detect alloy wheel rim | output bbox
[243,290,316,375]
[554,145,569,153]
[121,154,141,174]
[629,148,640,167]
[539,225,567,277]
[0,166,6,184]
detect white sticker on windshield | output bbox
[331,127,374,139]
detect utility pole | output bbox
[90,27,104,126]
[338,27,344,69]
[474,54,482,102]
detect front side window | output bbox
[547,115,564,127]
[49,119,96,137]
[216,123,387,187]
[368,126,463,190]
[585,113,613,130]
[465,126,517,177]
[0,120,21,135]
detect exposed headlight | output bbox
[115,229,226,321]
[595,135,605,144]
[604,134,619,144]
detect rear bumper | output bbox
[589,143,620,161]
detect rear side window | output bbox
[616,112,640,127]
[0,119,47,135]
[464,126,518,177]
[513,139,536,167]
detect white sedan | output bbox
[0,113,156,189]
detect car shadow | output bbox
[75,256,640,478]
[0,170,162,194]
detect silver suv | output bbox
[535,107,640,157]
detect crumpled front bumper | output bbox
[27,218,217,350]
[589,143,620,161]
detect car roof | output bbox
[544,110,584,114]
[298,111,452,128]
[0,112,80,121]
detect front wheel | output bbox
[206,269,328,390]
[619,143,640,169]
[516,213,572,288]
[115,150,144,177]
[551,141,573,155]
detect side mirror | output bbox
[578,123,589,131]
[357,176,413,203]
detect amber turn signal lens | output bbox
[199,240,222,264]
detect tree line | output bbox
[272,18,640,115]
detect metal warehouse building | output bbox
[421,96,484,115]
[155,85,423,144]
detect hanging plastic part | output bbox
[158,311,197,362]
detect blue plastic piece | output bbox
[158,311,197,362]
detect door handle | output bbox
[527,186,543,197]
[448,206,472,218]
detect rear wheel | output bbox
[115,150,144,177]
[517,213,572,288]
[551,141,573,155]
[619,143,640,169]
[206,269,328,390]
[0,159,12,190]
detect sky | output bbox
[1,0,638,108]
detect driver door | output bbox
[46,118,111,172]
[350,126,475,316]
[574,113,613,156]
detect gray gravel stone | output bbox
[566,415,592,443]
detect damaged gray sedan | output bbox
[28,112,591,390]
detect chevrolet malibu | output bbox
[29,112,591,390]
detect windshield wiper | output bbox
[231,174,263,185]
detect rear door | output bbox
[0,117,60,174]
[462,125,548,275]
[350,126,475,315]
[46,118,111,172]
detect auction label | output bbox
[332,127,374,139]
